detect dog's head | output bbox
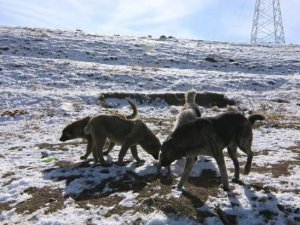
[59,125,73,142]
[159,136,182,167]
[59,117,91,142]
[140,129,161,160]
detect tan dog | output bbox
[59,100,137,160]
[160,112,265,191]
[173,90,201,131]
[84,112,161,166]
[159,91,201,175]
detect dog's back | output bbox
[170,112,264,150]
[211,112,265,148]
[211,112,250,147]
[84,115,133,143]
[84,114,161,161]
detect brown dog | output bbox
[159,112,265,191]
[59,100,137,160]
[84,113,161,166]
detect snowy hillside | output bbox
[0,26,300,225]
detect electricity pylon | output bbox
[251,0,285,44]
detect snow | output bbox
[1,26,300,225]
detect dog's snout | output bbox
[160,160,170,167]
[59,136,67,142]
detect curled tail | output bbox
[125,100,138,119]
[184,91,201,117]
[248,114,265,126]
[185,91,197,104]
[110,99,138,120]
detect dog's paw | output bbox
[101,161,112,167]
[232,178,244,185]
[220,184,230,192]
[115,161,126,166]
[136,159,145,165]
[80,155,88,160]
[175,184,185,191]
[103,151,109,156]
[243,170,251,175]
[231,178,239,183]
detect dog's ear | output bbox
[62,128,72,139]
[162,137,172,150]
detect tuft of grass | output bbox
[255,103,300,129]
[1,109,29,117]
[205,56,217,63]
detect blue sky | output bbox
[0,0,299,44]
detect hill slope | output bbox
[0,26,300,225]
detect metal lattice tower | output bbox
[251,0,285,44]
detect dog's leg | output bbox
[93,137,111,166]
[227,144,240,182]
[166,165,171,176]
[244,151,253,175]
[241,147,253,175]
[157,165,171,176]
[177,156,197,190]
[117,142,131,166]
[130,145,145,163]
[80,137,93,160]
[215,151,230,191]
[103,142,115,156]
[239,139,253,175]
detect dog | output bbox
[159,91,201,175]
[173,90,201,130]
[84,108,161,167]
[59,100,137,160]
[159,112,265,191]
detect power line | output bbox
[251,0,285,44]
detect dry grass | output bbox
[1,109,29,117]
[15,187,64,214]
[254,103,300,129]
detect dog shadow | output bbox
[159,156,300,224]
[186,156,221,189]
[190,182,300,225]
[241,183,299,224]
[158,156,222,187]
[42,159,159,201]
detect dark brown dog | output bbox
[158,91,201,175]
[159,112,265,191]
[84,114,161,166]
[59,100,137,160]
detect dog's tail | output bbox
[184,91,201,117]
[125,100,138,119]
[248,114,265,127]
[185,91,197,104]
[110,100,138,120]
